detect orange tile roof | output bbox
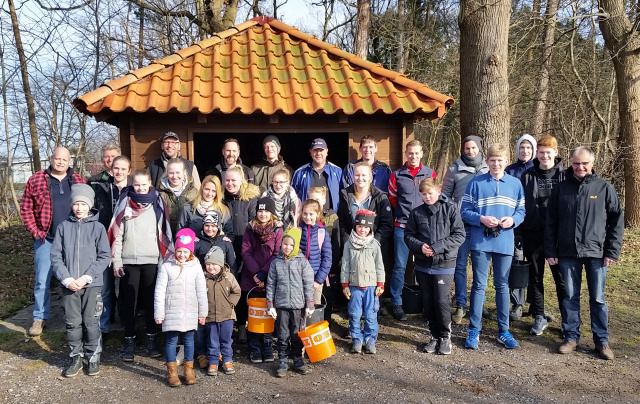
[73,17,454,121]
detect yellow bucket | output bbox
[297,320,336,363]
[247,298,274,333]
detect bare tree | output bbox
[354,0,371,59]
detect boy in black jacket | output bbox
[405,178,465,355]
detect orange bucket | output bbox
[297,320,336,362]
[247,297,274,333]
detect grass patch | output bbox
[0,225,34,319]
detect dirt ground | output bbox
[0,294,638,404]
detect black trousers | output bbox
[120,263,157,337]
[524,234,565,316]
[276,308,304,360]
[416,271,453,339]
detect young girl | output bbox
[203,246,241,376]
[263,168,300,228]
[109,169,172,362]
[298,199,332,306]
[154,228,207,387]
[177,174,234,240]
[340,209,385,354]
[266,227,315,377]
[158,159,199,235]
[240,197,283,362]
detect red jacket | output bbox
[20,167,85,240]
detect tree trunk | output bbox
[8,0,41,172]
[354,0,371,59]
[598,0,640,227]
[0,46,20,215]
[531,0,559,136]
[396,0,406,73]
[458,0,511,146]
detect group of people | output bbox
[18,130,623,386]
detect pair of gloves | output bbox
[268,307,314,320]
[342,283,384,300]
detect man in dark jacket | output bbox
[251,135,293,193]
[206,138,256,185]
[545,146,623,360]
[148,131,201,189]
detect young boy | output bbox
[404,178,465,355]
[51,183,111,377]
[461,144,525,350]
[203,246,241,376]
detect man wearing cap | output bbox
[291,138,343,212]
[251,135,294,193]
[206,138,256,185]
[341,135,391,192]
[20,147,86,336]
[148,131,201,189]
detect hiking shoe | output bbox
[249,349,263,363]
[364,343,376,354]
[122,336,135,362]
[596,344,614,360]
[452,306,466,324]
[422,338,439,354]
[292,357,308,375]
[497,331,520,349]
[196,354,208,369]
[465,329,480,350]
[28,320,45,337]
[438,338,452,355]
[276,361,288,378]
[87,361,100,376]
[146,333,162,358]
[530,315,548,336]
[207,364,218,376]
[390,305,407,321]
[63,356,83,378]
[222,362,236,374]
[351,339,363,354]
[509,305,523,321]
[558,340,578,354]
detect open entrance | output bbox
[193,132,350,176]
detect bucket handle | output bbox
[247,286,266,304]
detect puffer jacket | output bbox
[404,196,466,270]
[194,231,238,277]
[337,184,393,248]
[51,209,111,288]
[158,180,199,235]
[223,182,261,255]
[240,222,283,291]
[266,253,315,310]
[441,156,489,208]
[177,204,235,243]
[205,265,241,323]
[340,237,385,287]
[154,255,208,332]
[299,221,332,284]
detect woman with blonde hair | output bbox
[158,158,199,235]
[178,174,234,241]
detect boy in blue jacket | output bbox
[460,144,525,350]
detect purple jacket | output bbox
[240,223,283,291]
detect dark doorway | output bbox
[193,132,350,176]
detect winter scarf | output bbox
[251,220,278,244]
[460,135,484,169]
[266,186,298,226]
[348,230,374,250]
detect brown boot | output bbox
[183,361,196,385]
[166,362,182,387]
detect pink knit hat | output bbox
[175,228,196,253]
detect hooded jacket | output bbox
[240,222,283,291]
[505,134,537,179]
[194,230,238,277]
[205,265,241,323]
[442,156,489,208]
[299,221,332,284]
[266,252,315,310]
[51,209,111,289]
[222,182,261,254]
[157,179,199,235]
[520,157,565,232]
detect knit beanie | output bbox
[281,226,301,257]
[256,197,277,217]
[354,209,376,230]
[175,228,196,253]
[462,135,483,154]
[262,135,281,151]
[203,210,221,228]
[71,183,95,209]
[204,246,225,267]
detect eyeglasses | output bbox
[272,181,287,185]
[571,161,591,167]
[163,141,179,146]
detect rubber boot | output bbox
[183,361,196,385]
[166,362,182,387]
[122,336,135,362]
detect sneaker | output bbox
[497,330,520,349]
[276,360,288,378]
[390,305,407,321]
[222,362,236,374]
[364,343,376,354]
[28,320,45,337]
[207,364,218,376]
[249,349,263,363]
[530,315,548,336]
[452,306,466,324]
[196,354,208,369]
[596,344,614,360]
[351,339,363,354]
[122,336,135,362]
[421,339,439,354]
[87,360,100,376]
[509,305,523,321]
[63,356,83,378]
[465,329,480,350]
[438,338,452,355]
[292,357,308,375]
[558,339,578,354]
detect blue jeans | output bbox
[469,251,512,333]
[454,230,471,307]
[206,320,234,364]
[165,330,195,363]
[559,257,609,345]
[100,264,115,333]
[348,286,378,345]
[390,227,409,306]
[33,238,53,321]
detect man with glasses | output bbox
[20,147,85,336]
[545,146,623,360]
[148,131,201,189]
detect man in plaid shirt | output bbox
[20,147,85,336]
